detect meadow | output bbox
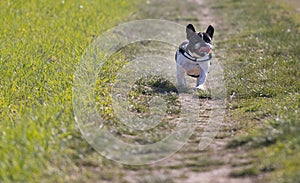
[0,0,138,181]
[0,0,299,182]
[212,0,300,182]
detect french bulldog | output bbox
[175,24,214,90]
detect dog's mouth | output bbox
[191,45,212,57]
[198,46,211,54]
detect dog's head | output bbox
[186,24,214,57]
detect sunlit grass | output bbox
[213,0,300,182]
[0,0,137,181]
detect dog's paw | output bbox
[196,85,205,91]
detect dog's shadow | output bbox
[130,76,211,103]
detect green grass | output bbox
[1,0,300,182]
[93,40,182,146]
[229,166,259,177]
[0,0,138,182]
[212,0,300,182]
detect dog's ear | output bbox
[206,25,214,39]
[186,24,196,40]
[187,24,196,32]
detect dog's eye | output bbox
[203,34,211,43]
[197,33,203,38]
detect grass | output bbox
[0,0,221,181]
[0,0,138,182]
[212,0,300,182]
[184,156,224,172]
[229,166,259,177]
[93,40,182,145]
[137,174,174,183]
[0,0,210,181]
[1,0,299,182]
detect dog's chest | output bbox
[176,50,210,76]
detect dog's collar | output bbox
[179,48,212,62]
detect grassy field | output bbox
[0,0,138,182]
[212,0,300,182]
[1,0,299,182]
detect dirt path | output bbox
[118,0,258,183]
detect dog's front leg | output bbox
[176,64,187,88]
[196,69,207,90]
[196,61,210,90]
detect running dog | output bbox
[175,24,214,90]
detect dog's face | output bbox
[186,24,214,57]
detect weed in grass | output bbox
[229,166,259,178]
